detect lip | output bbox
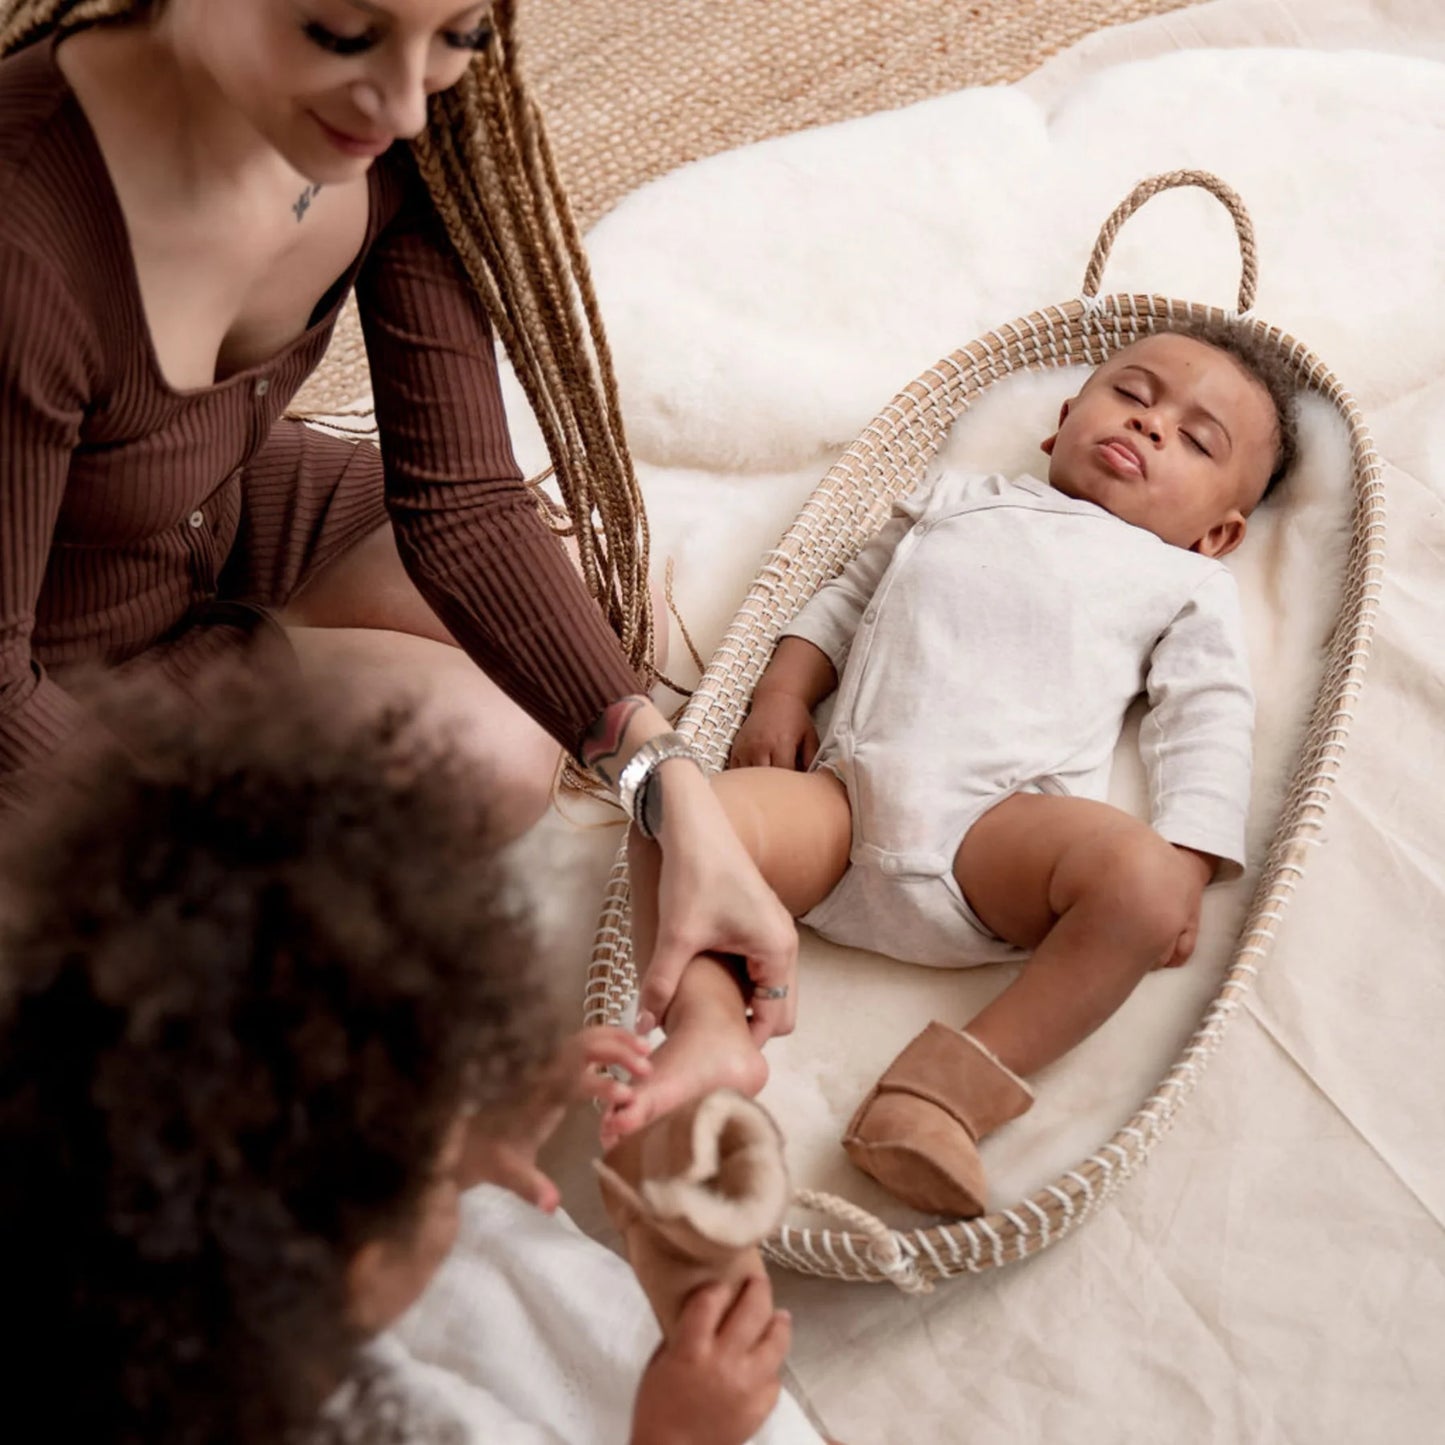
[311,112,393,159]
[1097,436,1147,478]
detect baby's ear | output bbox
[1192,510,1247,559]
[1040,399,1071,455]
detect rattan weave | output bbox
[582,171,1386,1290]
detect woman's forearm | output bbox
[578,693,673,789]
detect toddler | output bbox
[0,670,809,1445]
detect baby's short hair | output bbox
[1155,315,1299,500]
[0,669,559,1445]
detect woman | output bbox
[0,0,795,1029]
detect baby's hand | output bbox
[1152,846,1217,970]
[730,691,819,771]
[457,1027,652,1209]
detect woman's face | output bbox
[165,0,492,180]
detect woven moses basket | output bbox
[583,170,1386,1291]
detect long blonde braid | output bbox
[1,0,657,684]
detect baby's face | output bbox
[1041,333,1278,557]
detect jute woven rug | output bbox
[293,0,1200,414]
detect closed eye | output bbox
[1184,432,1211,457]
[303,20,381,55]
[1113,386,1144,404]
[302,20,492,57]
[444,23,493,51]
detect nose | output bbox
[351,48,430,140]
[1127,413,1164,446]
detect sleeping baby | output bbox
[613,318,1297,1219]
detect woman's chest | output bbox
[124,179,371,390]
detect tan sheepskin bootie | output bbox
[594,1089,791,1336]
[842,1023,1034,1218]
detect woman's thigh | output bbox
[220,419,394,613]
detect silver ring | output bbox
[753,984,790,1001]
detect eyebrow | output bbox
[1114,363,1233,455]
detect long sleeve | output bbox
[0,239,99,806]
[780,502,917,674]
[1141,569,1255,878]
[356,165,639,752]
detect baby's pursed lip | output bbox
[1098,437,1146,478]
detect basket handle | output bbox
[1081,169,1258,313]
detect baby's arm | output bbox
[1141,570,1255,882]
[730,637,837,769]
[731,504,916,769]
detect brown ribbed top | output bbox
[0,37,640,799]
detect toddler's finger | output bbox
[582,1073,633,1108]
[752,1311,793,1375]
[581,1027,653,1073]
[717,1273,775,1347]
[673,1282,732,1354]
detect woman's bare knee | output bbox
[285,626,561,843]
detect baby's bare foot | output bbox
[600,1014,768,1151]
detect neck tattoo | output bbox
[292,183,323,223]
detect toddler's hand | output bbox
[631,1276,792,1445]
[457,1026,652,1209]
[730,691,819,771]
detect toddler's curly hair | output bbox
[0,669,560,1445]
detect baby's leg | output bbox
[955,793,1211,1078]
[603,767,851,1146]
[843,793,1208,1215]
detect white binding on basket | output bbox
[583,170,1387,1289]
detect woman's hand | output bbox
[638,758,798,1045]
[456,1026,652,1209]
[631,1276,792,1445]
[582,697,799,1044]
[729,690,820,771]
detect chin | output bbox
[287,139,377,187]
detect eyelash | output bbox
[302,21,493,57]
[446,24,493,50]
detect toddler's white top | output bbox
[315,1187,824,1443]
